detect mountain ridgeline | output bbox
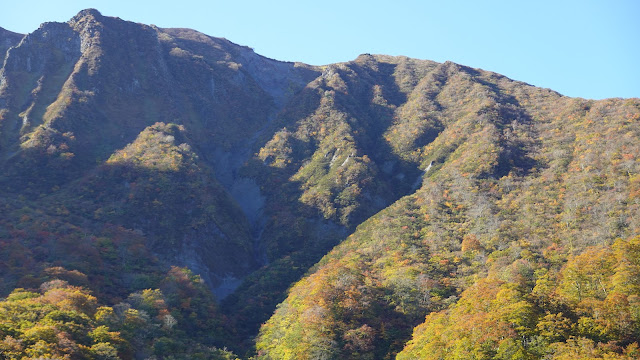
[0,9,638,360]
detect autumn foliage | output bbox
[0,9,639,360]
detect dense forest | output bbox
[0,9,638,359]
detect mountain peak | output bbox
[74,8,103,19]
[68,8,104,29]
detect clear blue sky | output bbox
[1,0,638,100]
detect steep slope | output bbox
[220,55,452,341]
[0,27,23,60]
[0,9,314,186]
[61,122,257,296]
[255,64,640,358]
[0,9,319,299]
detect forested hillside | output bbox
[0,9,638,360]
[256,86,640,358]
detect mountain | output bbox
[254,58,640,359]
[0,9,638,360]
